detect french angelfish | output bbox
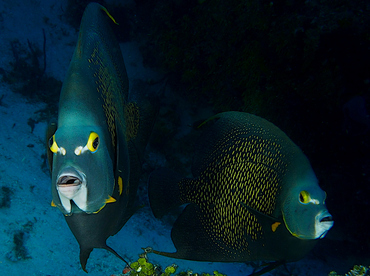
[149,112,334,268]
[46,3,156,272]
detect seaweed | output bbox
[0,30,61,121]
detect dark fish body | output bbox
[47,3,156,271]
[149,111,333,263]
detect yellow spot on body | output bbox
[271,222,281,232]
[118,176,123,195]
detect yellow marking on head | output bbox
[101,6,119,25]
[74,146,83,155]
[118,176,123,195]
[271,222,281,232]
[51,201,56,207]
[87,132,100,152]
[91,196,116,214]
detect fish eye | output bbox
[299,190,311,204]
[49,135,59,153]
[87,132,100,152]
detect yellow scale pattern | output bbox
[88,46,125,147]
[124,102,140,141]
[180,125,288,258]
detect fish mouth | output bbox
[56,166,87,213]
[57,167,85,199]
[315,210,334,239]
[320,215,334,223]
[58,175,82,186]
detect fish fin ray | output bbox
[239,202,283,240]
[239,202,279,222]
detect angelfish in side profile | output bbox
[148,111,334,275]
[46,3,156,272]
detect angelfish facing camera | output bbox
[46,2,156,272]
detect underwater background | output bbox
[0,0,368,275]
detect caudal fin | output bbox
[79,244,129,273]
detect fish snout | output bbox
[315,210,334,239]
[57,167,85,199]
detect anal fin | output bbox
[153,204,225,262]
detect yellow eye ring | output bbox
[87,132,100,152]
[49,135,59,153]
[299,190,311,204]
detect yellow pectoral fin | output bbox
[106,196,116,204]
[92,196,117,214]
[271,222,281,232]
[51,200,56,207]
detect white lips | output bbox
[58,182,81,199]
[315,210,334,239]
[57,168,88,213]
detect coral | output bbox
[112,249,226,276]
[129,257,156,276]
[329,265,370,276]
